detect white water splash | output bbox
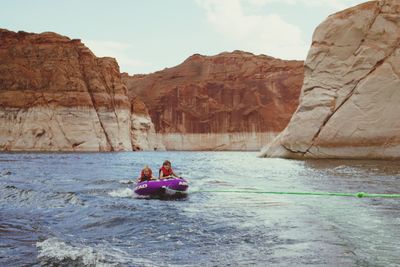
[36,238,156,267]
[37,238,107,266]
[118,179,135,184]
[108,188,133,198]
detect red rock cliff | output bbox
[122,51,304,150]
[0,29,163,151]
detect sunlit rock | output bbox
[261,0,400,159]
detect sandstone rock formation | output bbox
[261,0,400,159]
[0,29,163,151]
[123,51,303,150]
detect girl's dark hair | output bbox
[163,160,171,166]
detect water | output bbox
[1,152,400,266]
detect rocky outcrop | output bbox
[261,0,400,159]
[123,51,304,150]
[130,96,164,151]
[0,29,163,151]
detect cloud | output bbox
[245,0,364,10]
[84,40,150,73]
[196,0,309,60]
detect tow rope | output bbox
[192,189,400,198]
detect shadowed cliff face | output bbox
[261,0,400,159]
[0,29,163,151]
[123,51,304,150]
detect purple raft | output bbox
[134,178,189,196]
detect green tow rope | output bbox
[193,189,400,199]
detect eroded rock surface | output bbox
[0,29,163,151]
[123,51,303,150]
[261,0,400,159]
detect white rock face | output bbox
[161,132,278,151]
[0,106,135,151]
[261,0,400,159]
[130,114,165,151]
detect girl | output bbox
[159,160,180,179]
[137,166,157,183]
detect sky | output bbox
[1,0,366,74]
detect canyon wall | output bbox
[261,0,400,159]
[123,51,304,150]
[0,29,163,151]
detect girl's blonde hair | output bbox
[141,165,153,177]
[142,165,151,171]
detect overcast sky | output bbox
[2,0,365,74]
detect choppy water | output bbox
[0,152,400,266]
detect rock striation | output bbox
[0,29,163,151]
[123,51,304,150]
[261,0,400,159]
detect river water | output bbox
[0,152,399,266]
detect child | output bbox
[159,160,181,179]
[137,166,157,183]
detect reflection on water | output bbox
[0,152,399,266]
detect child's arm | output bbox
[161,173,173,179]
[171,171,181,178]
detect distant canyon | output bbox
[0,29,303,151]
[1,0,399,159]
